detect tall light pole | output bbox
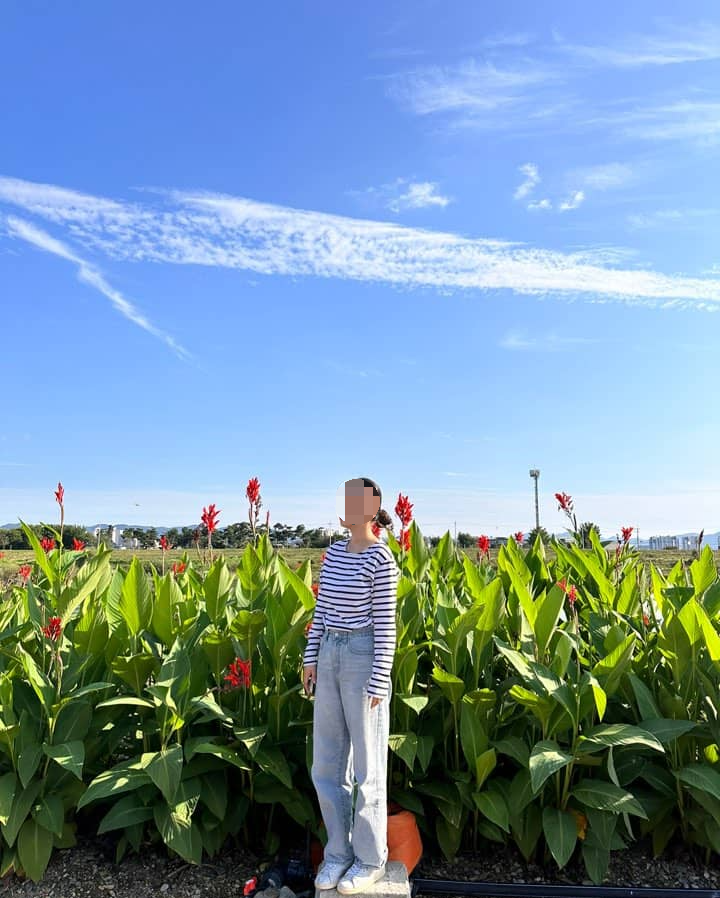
[529,469,540,532]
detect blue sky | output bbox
[2,1,720,540]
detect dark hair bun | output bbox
[375,508,393,529]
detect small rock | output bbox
[279,887,296,898]
[160,885,170,893]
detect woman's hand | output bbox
[303,664,317,696]
[369,696,382,709]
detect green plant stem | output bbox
[266,802,275,846]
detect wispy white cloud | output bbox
[499,331,599,350]
[515,164,583,212]
[369,47,426,60]
[513,163,540,199]
[560,22,720,68]
[527,198,552,211]
[608,99,720,143]
[2,176,720,311]
[626,207,718,230]
[388,58,559,117]
[569,162,636,191]
[349,177,452,213]
[386,24,720,145]
[3,213,191,361]
[481,32,535,49]
[559,190,585,211]
[564,244,640,266]
[514,163,557,212]
[388,180,451,212]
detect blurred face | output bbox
[336,478,380,528]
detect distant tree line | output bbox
[0,524,94,550]
[0,521,601,552]
[160,523,332,550]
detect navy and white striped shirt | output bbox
[303,538,400,698]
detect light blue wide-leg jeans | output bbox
[311,625,391,869]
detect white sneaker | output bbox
[315,860,353,890]
[336,861,386,895]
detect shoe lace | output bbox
[344,861,370,879]
[321,862,348,876]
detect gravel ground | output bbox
[412,840,720,891]
[0,832,262,898]
[2,831,720,898]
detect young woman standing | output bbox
[302,477,400,894]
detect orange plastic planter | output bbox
[387,803,423,875]
[311,804,423,875]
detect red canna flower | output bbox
[311,582,319,596]
[558,579,578,606]
[246,478,261,506]
[642,612,650,627]
[201,503,220,534]
[54,482,64,506]
[72,538,86,551]
[514,531,524,544]
[40,536,55,553]
[0,551,3,559]
[555,492,573,512]
[224,657,252,689]
[621,526,633,544]
[304,620,312,638]
[159,534,170,551]
[395,494,414,528]
[172,561,186,575]
[477,535,490,557]
[42,616,62,641]
[371,521,381,538]
[18,564,32,582]
[321,552,326,563]
[400,529,411,552]
[244,877,258,897]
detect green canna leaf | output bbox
[17,818,54,883]
[118,557,152,636]
[542,807,577,868]
[529,740,573,794]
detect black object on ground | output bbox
[410,877,720,898]
[242,827,316,898]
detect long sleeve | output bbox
[303,563,328,666]
[366,548,399,698]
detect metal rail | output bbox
[409,877,720,898]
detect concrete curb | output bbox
[315,861,410,898]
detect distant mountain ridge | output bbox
[550,531,720,548]
[1,522,170,535]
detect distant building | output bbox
[93,526,138,549]
[649,535,679,549]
